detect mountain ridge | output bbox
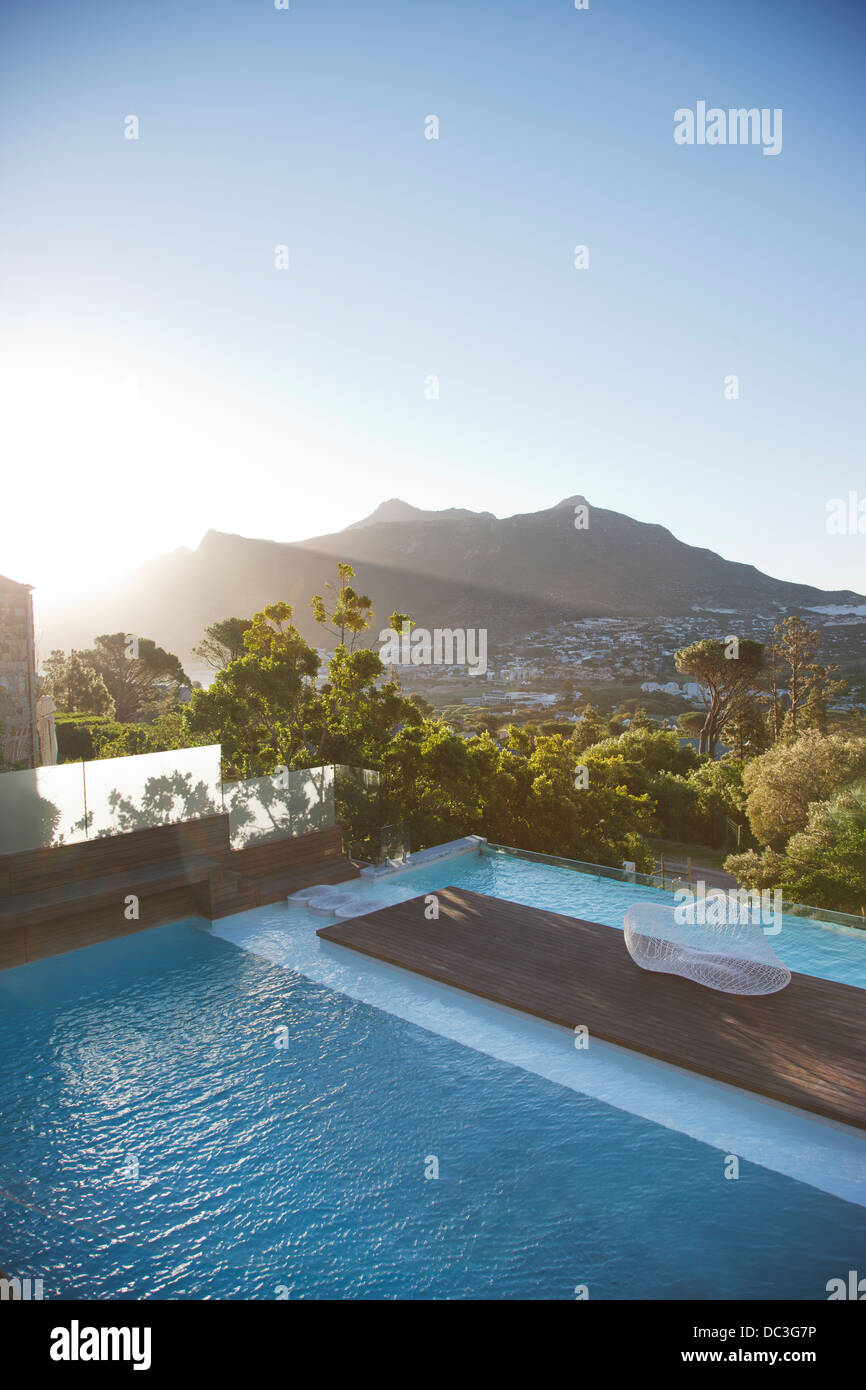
[37,498,866,665]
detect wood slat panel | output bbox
[7,815,230,894]
[0,931,26,970]
[20,887,202,963]
[318,886,866,1132]
[0,860,215,930]
[0,818,356,967]
[253,859,358,908]
[228,826,344,877]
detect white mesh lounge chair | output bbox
[623,900,791,995]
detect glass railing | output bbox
[483,841,866,933]
[221,766,336,849]
[85,746,223,839]
[378,822,410,864]
[333,764,382,860]
[0,752,381,856]
[0,746,222,855]
[0,762,89,855]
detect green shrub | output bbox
[54,713,116,763]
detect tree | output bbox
[723,846,786,891]
[479,714,504,736]
[310,562,374,650]
[309,643,411,768]
[192,617,252,670]
[677,710,705,742]
[86,635,189,723]
[741,730,866,849]
[406,693,434,719]
[779,783,866,913]
[766,638,783,743]
[41,649,115,717]
[686,757,747,845]
[571,703,608,753]
[721,695,771,761]
[379,723,655,870]
[774,615,816,738]
[183,603,320,778]
[627,706,653,730]
[92,709,195,760]
[583,727,701,841]
[727,783,866,915]
[674,638,765,758]
[768,615,846,740]
[584,726,699,779]
[184,588,420,784]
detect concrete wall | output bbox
[0,577,37,768]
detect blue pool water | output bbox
[0,848,864,1299]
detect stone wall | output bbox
[0,577,37,768]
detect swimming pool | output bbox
[0,845,864,1299]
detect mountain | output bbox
[37,497,866,666]
[344,498,496,529]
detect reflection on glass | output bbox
[0,762,88,854]
[334,764,381,861]
[82,746,223,839]
[0,753,383,857]
[221,765,336,848]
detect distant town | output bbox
[382,607,866,730]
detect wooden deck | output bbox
[318,886,866,1131]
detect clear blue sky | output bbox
[2,0,864,600]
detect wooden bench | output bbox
[0,817,231,953]
[0,816,360,963]
[0,816,230,896]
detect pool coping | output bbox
[359,835,485,879]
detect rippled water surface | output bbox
[1,911,864,1300]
